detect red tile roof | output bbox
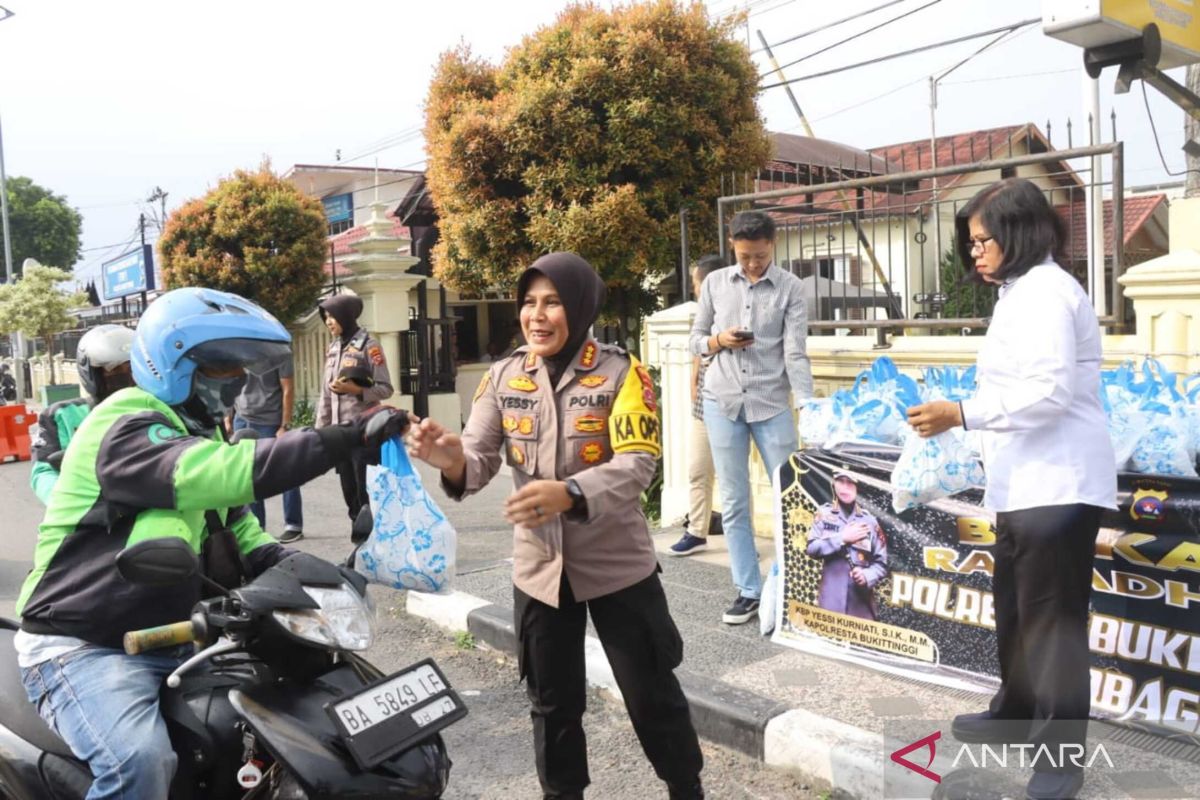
[761,124,1077,217]
[1056,194,1167,259]
[322,214,410,276]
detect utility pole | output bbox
[138,213,147,312]
[756,29,902,320]
[1188,65,1200,198]
[147,186,168,231]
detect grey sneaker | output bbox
[279,529,304,544]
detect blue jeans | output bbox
[21,645,189,799]
[233,417,304,532]
[703,400,797,600]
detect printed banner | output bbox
[772,444,1200,737]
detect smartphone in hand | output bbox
[732,329,755,341]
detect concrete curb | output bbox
[405,589,886,794]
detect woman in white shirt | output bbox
[907,178,1116,800]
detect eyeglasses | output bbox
[968,236,995,254]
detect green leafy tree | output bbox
[158,163,327,323]
[0,262,85,384]
[5,177,84,276]
[424,1,771,337]
[938,248,995,330]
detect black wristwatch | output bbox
[565,479,587,516]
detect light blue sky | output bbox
[0,0,1186,285]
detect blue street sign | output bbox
[102,244,155,301]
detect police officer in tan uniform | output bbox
[316,293,395,529]
[408,253,704,800]
[806,469,889,620]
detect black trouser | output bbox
[335,448,370,523]
[514,571,704,798]
[988,503,1102,772]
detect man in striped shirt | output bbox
[689,211,813,625]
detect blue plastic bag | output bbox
[358,438,457,592]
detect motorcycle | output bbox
[0,520,466,799]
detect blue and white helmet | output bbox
[131,287,291,407]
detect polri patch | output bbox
[574,415,606,434]
[507,376,538,393]
[579,441,605,464]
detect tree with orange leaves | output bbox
[158,163,327,323]
[424,1,769,333]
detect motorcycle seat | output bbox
[0,626,80,759]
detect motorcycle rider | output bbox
[0,363,16,403]
[30,324,135,504]
[13,287,407,799]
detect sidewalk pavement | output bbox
[399,462,1200,799]
[9,434,1200,798]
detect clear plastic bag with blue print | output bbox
[358,438,457,592]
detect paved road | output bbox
[0,456,819,799]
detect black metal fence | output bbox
[716,138,1133,335]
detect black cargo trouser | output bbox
[335,447,371,523]
[988,503,1103,772]
[514,571,704,798]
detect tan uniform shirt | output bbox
[315,328,395,427]
[448,340,662,607]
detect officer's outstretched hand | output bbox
[406,415,465,474]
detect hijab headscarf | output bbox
[516,252,607,387]
[318,294,363,343]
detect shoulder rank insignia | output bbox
[578,374,608,388]
[574,415,606,434]
[473,373,491,403]
[579,341,597,369]
[507,375,538,392]
[635,365,657,413]
[579,441,605,464]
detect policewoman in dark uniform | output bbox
[315,293,395,528]
[408,253,704,800]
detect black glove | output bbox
[314,408,411,464]
[360,407,411,449]
[46,450,65,471]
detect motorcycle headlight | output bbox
[272,583,376,651]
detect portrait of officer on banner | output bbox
[806,469,889,620]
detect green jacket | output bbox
[17,386,351,648]
[30,398,91,505]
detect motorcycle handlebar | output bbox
[123,621,196,655]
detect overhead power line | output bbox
[751,0,910,55]
[759,17,1040,91]
[759,0,941,79]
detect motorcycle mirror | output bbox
[116,538,199,586]
[351,505,374,546]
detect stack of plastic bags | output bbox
[795,357,987,513]
[1101,359,1198,478]
[798,356,1200,514]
